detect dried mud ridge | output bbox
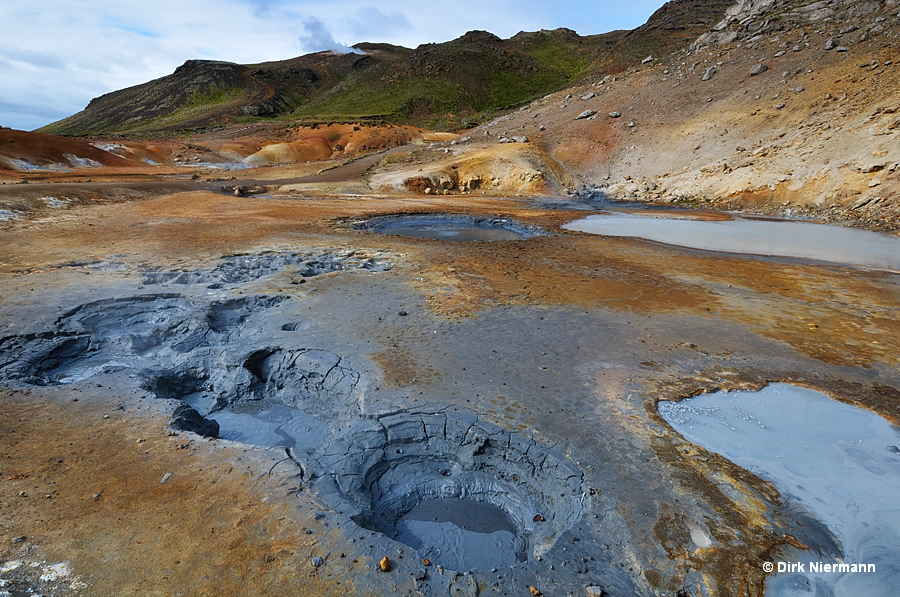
[54,248,392,287]
[0,250,392,426]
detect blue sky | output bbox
[0,0,669,131]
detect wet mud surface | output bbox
[352,213,546,242]
[1,189,899,596]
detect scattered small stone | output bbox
[774,50,786,57]
[533,514,545,522]
[776,103,786,109]
[701,66,717,81]
[641,55,653,64]
[538,124,546,132]
[529,586,543,596]
[836,46,850,52]
[92,493,101,500]
[792,45,803,52]
[608,111,621,118]
[398,310,408,317]
[423,558,431,566]
[11,536,25,544]
[627,122,636,128]
[414,570,426,581]
[825,38,839,50]
[585,586,604,597]
[750,63,769,76]
[575,110,597,120]
[161,472,172,484]
[313,511,326,520]
[581,92,596,100]
[311,556,324,567]
[379,556,392,572]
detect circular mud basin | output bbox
[352,214,544,241]
[306,412,584,572]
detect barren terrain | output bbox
[2,1,899,596]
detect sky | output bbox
[0,0,669,131]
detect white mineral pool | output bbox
[658,383,900,596]
[563,213,900,271]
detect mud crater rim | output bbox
[304,411,586,572]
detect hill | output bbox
[38,0,734,136]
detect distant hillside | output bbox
[39,0,734,136]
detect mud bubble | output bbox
[351,213,545,241]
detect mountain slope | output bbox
[38,0,735,136]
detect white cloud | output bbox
[0,1,668,131]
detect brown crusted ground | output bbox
[0,386,352,596]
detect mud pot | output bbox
[352,213,545,241]
[1,189,899,596]
[660,384,900,597]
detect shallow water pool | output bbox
[563,213,900,271]
[659,383,900,596]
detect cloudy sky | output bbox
[1,0,668,131]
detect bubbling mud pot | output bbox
[298,411,586,573]
[351,213,545,241]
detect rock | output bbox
[575,110,597,120]
[608,111,621,118]
[836,46,850,52]
[511,135,529,143]
[792,44,803,52]
[379,556,392,572]
[701,66,717,81]
[170,403,219,437]
[11,536,25,544]
[825,37,839,50]
[585,587,604,597]
[750,63,769,76]
[789,86,805,93]
[538,125,546,132]
[529,586,543,596]
[311,556,324,567]
[581,92,596,100]
[161,472,172,484]
[398,310,408,316]
[642,55,653,64]
[775,50,786,57]
[627,122,636,128]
